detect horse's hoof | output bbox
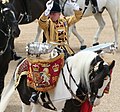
[80,45,87,50]
[93,42,99,46]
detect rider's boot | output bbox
[29,92,39,103]
[11,49,22,61]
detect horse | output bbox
[0,46,115,112]
[58,0,120,48]
[0,2,20,99]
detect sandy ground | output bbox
[3,10,120,112]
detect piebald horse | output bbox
[0,48,115,112]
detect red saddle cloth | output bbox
[27,53,64,92]
[15,53,64,92]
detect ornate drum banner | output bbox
[27,53,64,92]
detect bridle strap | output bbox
[40,92,57,111]
[0,29,9,36]
[61,68,86,103]
[0,7,13,55]
[0,28,12,56]
[66,62,78,87]
[66,62,86,96]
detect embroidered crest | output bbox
[27,53,64,92]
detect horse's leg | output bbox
[106,9,119,48]
[21,102,31,112]
[93,13,105,44]
[0,76,15,112]
[34,26,42,42]
[111,16,119,48]
[0,64,8,99]
[71,24,84,46]
[31,103,42,112]
[17,76,32,111]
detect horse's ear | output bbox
[109,60,115,70]
[98,61,104,70]
[91,55,103,66]
[96,55,103,62]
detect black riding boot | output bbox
[11,49,22,61]
[29,91,39,103]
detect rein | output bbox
[62,62,87,103]
[0,28,12,55]
[0,29,9,36]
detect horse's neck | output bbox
[66,51,98,92]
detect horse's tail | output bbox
[0,77,15,112]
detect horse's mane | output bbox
[66,51,98,92]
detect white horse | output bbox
[35,0,120,48]
[0,50,115,112]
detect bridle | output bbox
[62,61,88,104]
[0,7,15,55]
[89,61,111,101]
[62,57,111,105]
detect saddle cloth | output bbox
[15,53,64,92]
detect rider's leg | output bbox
[25,0,32,21]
